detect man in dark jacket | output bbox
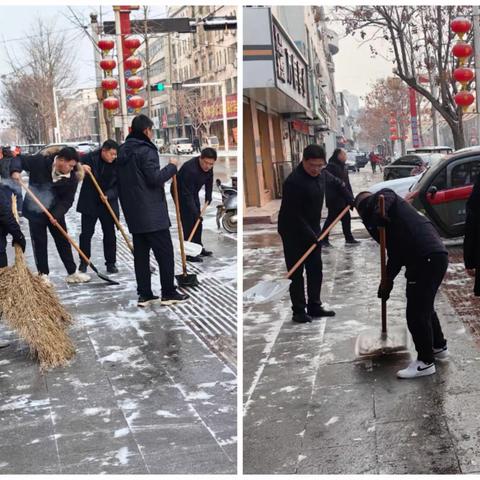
[117,114,188,307]
[174,147,215,262]
[77,139,119,274]
[0,146,23,214]
[321,148,360,246]
[0,183,26,267]
[278,144,354,323]
[355,188,449,379]
[10,146,90,284]
[464,174,480,296]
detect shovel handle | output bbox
[379,195,387,334]
[187,202,209,242]
[85,169,134,253]
[171,175,187,275]
[18,179,92,267]
[286,205,350,279]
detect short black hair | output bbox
[2,146,12,156]
[131,114,154,134]
[102,139,119,151]
[200,148,217,160]
[57,146,79,162]
[303,144,326,161]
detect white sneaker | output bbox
[433,345,449,359]
[397,360,436,379]
[66,271,91,284]
[37,273,52,286]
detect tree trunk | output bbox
[450,118,465,149]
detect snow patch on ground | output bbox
[325,416,339,426]
[155,410,179,418]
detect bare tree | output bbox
[2,17,77,143]
[335,6,474,149]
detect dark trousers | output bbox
[79,212,116,267]
[405,253,448,363]
[0,234,7,268]
[181,207,202,246]
[29,218,76,275]
[132,229,176,297]
[322,208,353,242]
[281,235,323,313]
[371,162,377,173]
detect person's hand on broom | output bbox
[12,234,26,252]
[377,278,393,300]
[82,164,92,175]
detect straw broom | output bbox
[0,195,75,371]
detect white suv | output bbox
[170,138,193,155]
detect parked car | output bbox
[382,153,442,181]
[204,135,220,150]
[355,152,369,169]
[154,138,167,153]
[169,138,193,155]
[406,145,453,155]
[37,142,95,158]
[369,173,423,199]
[404,147,480,237]
[345,151,358,172]
[17,144,46,155]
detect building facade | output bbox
[243,6,340,208]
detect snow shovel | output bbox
[171,175,199,288]
[244,205,351,304]
[187,201,209,242]
[18,179,119,286]
[355,194,409,357]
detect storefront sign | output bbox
[292,120,309,135]
[203,94,237,122]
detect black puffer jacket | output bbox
[358,188,447,281]
[0,156,14,180]
[10,154,80,222]
[278,163,354,244]
[464,175,480,296]
[325,157,353,211]
[116,132,177,234]
[0,184,24,243]
[77,149,119,217]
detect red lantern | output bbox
[451,17,472,39]
[127,95,145,112]
[389,118,396,125]
[453,67,474,85]
[124,56,141,73]
[124,37,141,52]
[452,41,473,65]
[103,96,119,113]
[389,126,397,133]
[101,77,118,93]
[127,75,144,92]
[98,38,115,52]
[100,57,116,75]
[390,135,397,141]
[454,91,475,111]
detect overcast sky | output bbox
[0,5,168,88]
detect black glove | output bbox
[12,235,26,252]
[377,279,393,300]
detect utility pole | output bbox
[113,6,129,139]
[52,87,61,143]
[143,6,153,119]
[473,6,480,143]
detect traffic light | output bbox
[150,82,165,92]
[172,83,182,91]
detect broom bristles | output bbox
[0,245,75,371]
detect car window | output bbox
[451,160,480,188]
[393,155,419,166]
[431,168,447,190]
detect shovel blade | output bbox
[176,273,199,288]
[355,326,410,357]
[244,279,290,304]
[173,239,203,257]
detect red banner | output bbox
[203,94,237,121]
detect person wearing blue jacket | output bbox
[116,114,189,307]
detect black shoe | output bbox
[161,291,189,305]
[321,240,333,248]
[138,294,159,307]
[345,238,361,245]
[292,312,313,323]
[186,255,203,263]
[78,263,88,273]
[307,304,336,318]
[106,263,119,274]
[200,248,213,257]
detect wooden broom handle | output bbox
[187,201,209,242]
[18,179,92,266]
[286,205,350,279]
[171,175,187,275]
[85,169,134,253]
[379,194,387,334]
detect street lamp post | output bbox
[52,87,61,143]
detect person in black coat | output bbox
[355,188,449,379]
[464,174,480,296]
[278,144,354,324]
[321,148,359,246]
[0,183,26,267]
[173,147,215,262]
[77,140,119,274]
[193,136,201,153]
[117,114,188,307]
[10,146,90,283]
[0,147,23,214]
